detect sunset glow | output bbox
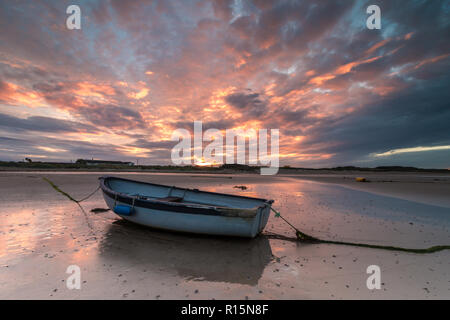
[0,1,449,168]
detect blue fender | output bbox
[113,205,134,216]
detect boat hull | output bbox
[102,192,271,238]
[99,177,272,238]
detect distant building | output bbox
[76,159,134,166]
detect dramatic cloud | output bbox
[0,112,98,133]
[0,0,449,167]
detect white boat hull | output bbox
[100,176,273,238]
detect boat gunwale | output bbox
[99,176,274,217]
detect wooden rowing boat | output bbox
[99,176,274,238]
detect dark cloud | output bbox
[133,139,176,150]
[170,119,238,133]
[225,91,267,117]
[76,104,144,129]
[0,113,98,133]
[0,134,142,163]
[301,72,450,167]
[32,83,64,93]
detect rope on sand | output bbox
[42,177,100,203]
[269,207,450,254]
[42,177,99,230]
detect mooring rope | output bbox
[43,177,100,203]
[269,206,450,254]
[42,177,100,231]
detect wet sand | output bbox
[0,172,449,299]
[283,172,450,208]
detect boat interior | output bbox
[103,177,268,209]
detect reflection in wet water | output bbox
[99,220,273,285]
[0,205,81,259]
[202,179,450,246]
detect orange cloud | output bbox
[308,74,336,86]
[235,57,247,68]
[414,54,449,70]
[37,146,67,153]
[73,82,116,98]
[0,81,44,107]
[128,87,150,100]
[309,56,382,86]
[404,32,414,40]
[116,145,150,157]
[365,38,390,56]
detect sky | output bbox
[0,0,449,168]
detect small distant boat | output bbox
[99,176,274,238]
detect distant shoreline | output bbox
[0,162,449,174]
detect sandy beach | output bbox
[0,172,449,299]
